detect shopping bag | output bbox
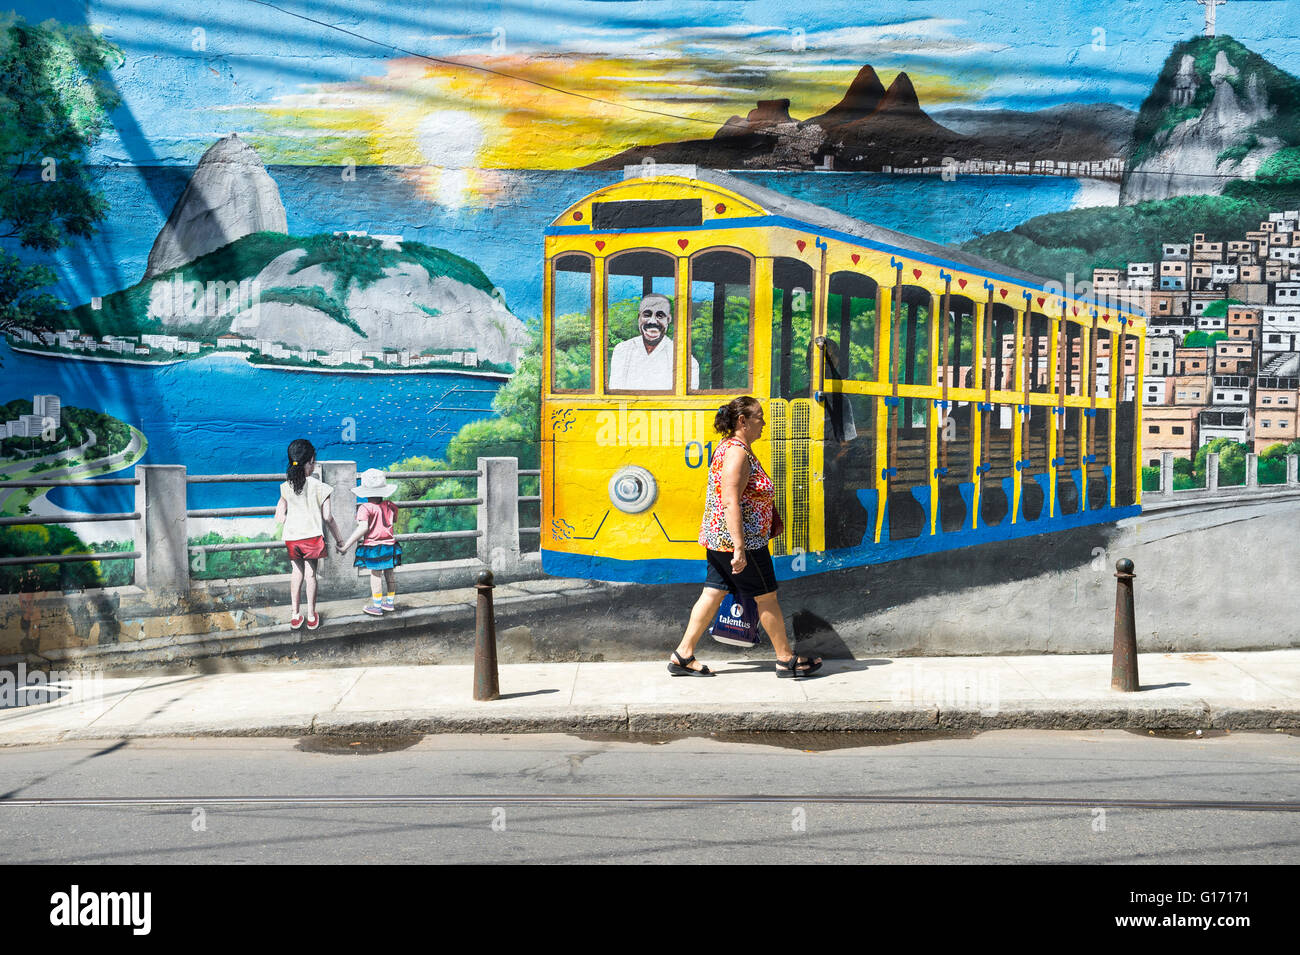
[710,593,762,647]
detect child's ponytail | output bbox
[286,438,316,494]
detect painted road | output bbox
[0,428,146,518]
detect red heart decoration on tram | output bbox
[796,240,807,252]
[1103,313,1110,320]
[1072,306,1079,315]
[594,240,605,251]
[1037,297,1045,307]
[677,238,689,250]
[958,279,967,289]
[999,289,1008,299]
[912,269,922,280]
[851,253,860,264]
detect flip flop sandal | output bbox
[776,655,823,678]
[667,651,714,677]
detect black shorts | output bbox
[703,546,778,598]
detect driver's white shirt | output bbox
[608,336,700,390]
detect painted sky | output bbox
[15,0,1300,169]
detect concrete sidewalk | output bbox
[2,649,1298,746]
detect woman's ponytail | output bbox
[286,438,316,494]
[713,396,761,436]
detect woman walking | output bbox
[668,396,822,678]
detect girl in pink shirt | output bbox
[338,468,402,616]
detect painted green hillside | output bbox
[962,176,1300,282]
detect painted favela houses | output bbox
[4,0,1300,666]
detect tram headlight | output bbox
[608,465,657,514]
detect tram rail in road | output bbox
[3,793,1298,812]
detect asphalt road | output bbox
[1,729,1296,864]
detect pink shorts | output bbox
[286,536,326,560]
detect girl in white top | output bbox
[274,438,343,631]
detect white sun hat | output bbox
[352,468,399,499]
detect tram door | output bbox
[979,303,1018,526]
[937,295,976,531]
[887,285,932,540]
[768,257,817,557]
[1019,311,1052,522]
[822,271,879,550]
[1056,321,1085,515]
[1114,329,1138,507]
[1085,326,1112,509]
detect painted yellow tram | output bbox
[540,165,1145,583]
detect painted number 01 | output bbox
[684,441,715,468]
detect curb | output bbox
[8,700,1298,746]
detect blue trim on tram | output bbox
[540,502,1142,585]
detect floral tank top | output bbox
[698,435,775,552]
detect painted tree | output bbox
[0,16,120,353]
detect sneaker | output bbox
[289,614,304,630]
[306,614,321,630]
[362,605,384,616]
[380,600,395,612]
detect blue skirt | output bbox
[354,542,402,570]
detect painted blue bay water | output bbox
[3,167,1102,515]
[0,343,500,513]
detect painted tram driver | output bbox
[608,293,700,390]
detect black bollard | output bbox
[474,569,500,701]
[1111,558,1139,692]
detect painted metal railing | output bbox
[0,477,141,567]
[0,459,540,592]
[1145,450,1300,509]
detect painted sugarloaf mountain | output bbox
[586,64,1134,173]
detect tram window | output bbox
[941,296,976,390]
[772,257,816,400]
[551,253,593,392]
[892,285,932,428]
[605,250,680,393]
[827,272,878,381]
[891,286,932,389]
[987,303,1018,392]
[1062,321,1086,397]
[690,250,752,392]
[1027,312,1051,394]
[1095,328,1113,399]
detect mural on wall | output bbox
[4,0,1300,651]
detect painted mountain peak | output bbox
[145,133,288,278]
[806,65,888,125]
[1121,35,1300,204]
[584,64,1132,173]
